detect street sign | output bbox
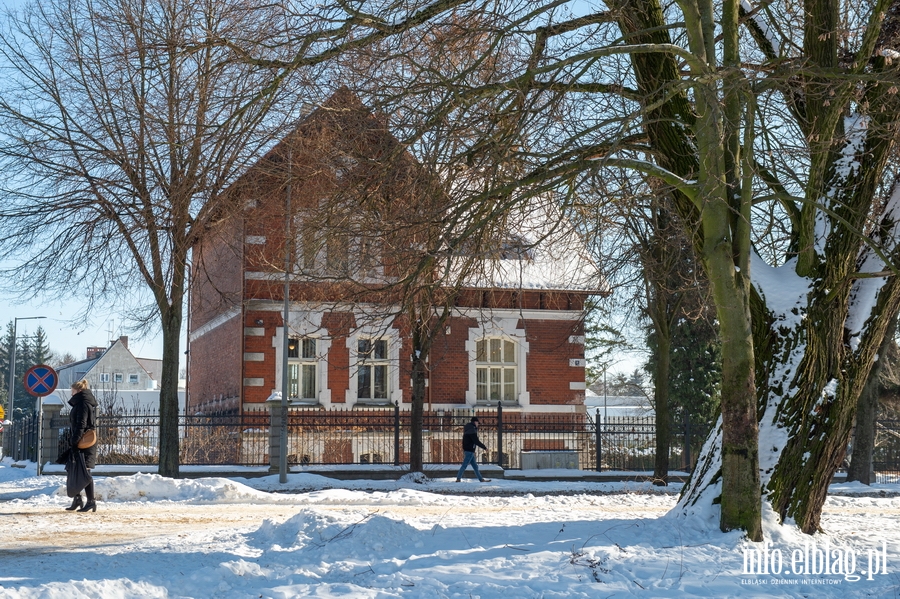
[23,364,58,397]
[0,405,4,420]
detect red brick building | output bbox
[187,89,604,417]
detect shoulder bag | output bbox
[77,429,97,449]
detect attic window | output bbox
[331,154,359,181]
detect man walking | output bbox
[456,416,491,482]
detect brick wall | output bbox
[428,315,476,405]
[188,314,242,412]
[190,221,243,330]
[525,319,585,405]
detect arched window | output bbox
[476,337,517,402]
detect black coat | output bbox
[461,422,487,453]
[68,390,98,469]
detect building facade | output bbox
[188,89,604,417]
[54,336,184,411]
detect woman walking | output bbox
[66,379,98,512]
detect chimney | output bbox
[86,346,104,360]
[118,335,128,349]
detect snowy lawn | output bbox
[0,458,898,598]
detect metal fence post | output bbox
[394,401,400,466]
[683,411,692,472]
[595,408,602,472]
[496,402,503,467]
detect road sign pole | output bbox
[7,316,46,422]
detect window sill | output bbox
[475,400,520,408]
[354,400,394,407]
[288,400,321,408]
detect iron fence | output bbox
[595,415,705,472]
[41,405,900,478]
[874,419,900,484]
[1,412,39,462]
[45,405,702,471]
[52,408,270,466]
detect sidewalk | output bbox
[39,462,689,482]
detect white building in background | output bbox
[584,389,655,423]
[54,336,185,412]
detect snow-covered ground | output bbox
[1,458,898,598]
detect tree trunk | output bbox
[847,369,878,485]
[703,259,760,539]
[848,317,894,485]
[158,304,183,478]
[652,306,671,486]
[409,353,426,473]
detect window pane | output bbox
[327,234,349,273]
[489,339,502,362]
[374,365,387,399]
[504,368,515,401]
[504,341,515,363]
[476,368,487,401]
[358,365,371,398]
[476,340,486,362]
[288,339,299,358]
[490,368,501,400]
[288,363,299,398]
[301,338,316,359]
[301,364,316,399]
[358,339,371,358]
[374,339,387,360]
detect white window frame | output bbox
[128,374,139,384]
[288,337,318,402]
[272,311,332,407]
[99,372,110,383]
[476,337,518,403]
[356,337,390,401]
[346,322,401,405]
[114,373,124,383]
[466,317,529,407]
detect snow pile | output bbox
[1,458,899,598]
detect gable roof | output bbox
[220,87,606,295]
[56,338,153,386]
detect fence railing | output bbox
[14,402,896,480]
[874,419,900,484]
[35,403,705,472]
[1,412,39,462]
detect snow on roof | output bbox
[449,193,606,293]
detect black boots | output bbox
[65,495,83,511]
[77,499,97,513]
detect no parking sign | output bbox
[23,364,59,397]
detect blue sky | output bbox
[0,290,168,362]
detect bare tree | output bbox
[239,0,900,537]
[0,0,311,476]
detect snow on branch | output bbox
[739,0,780,58]
[846,177,900,342]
